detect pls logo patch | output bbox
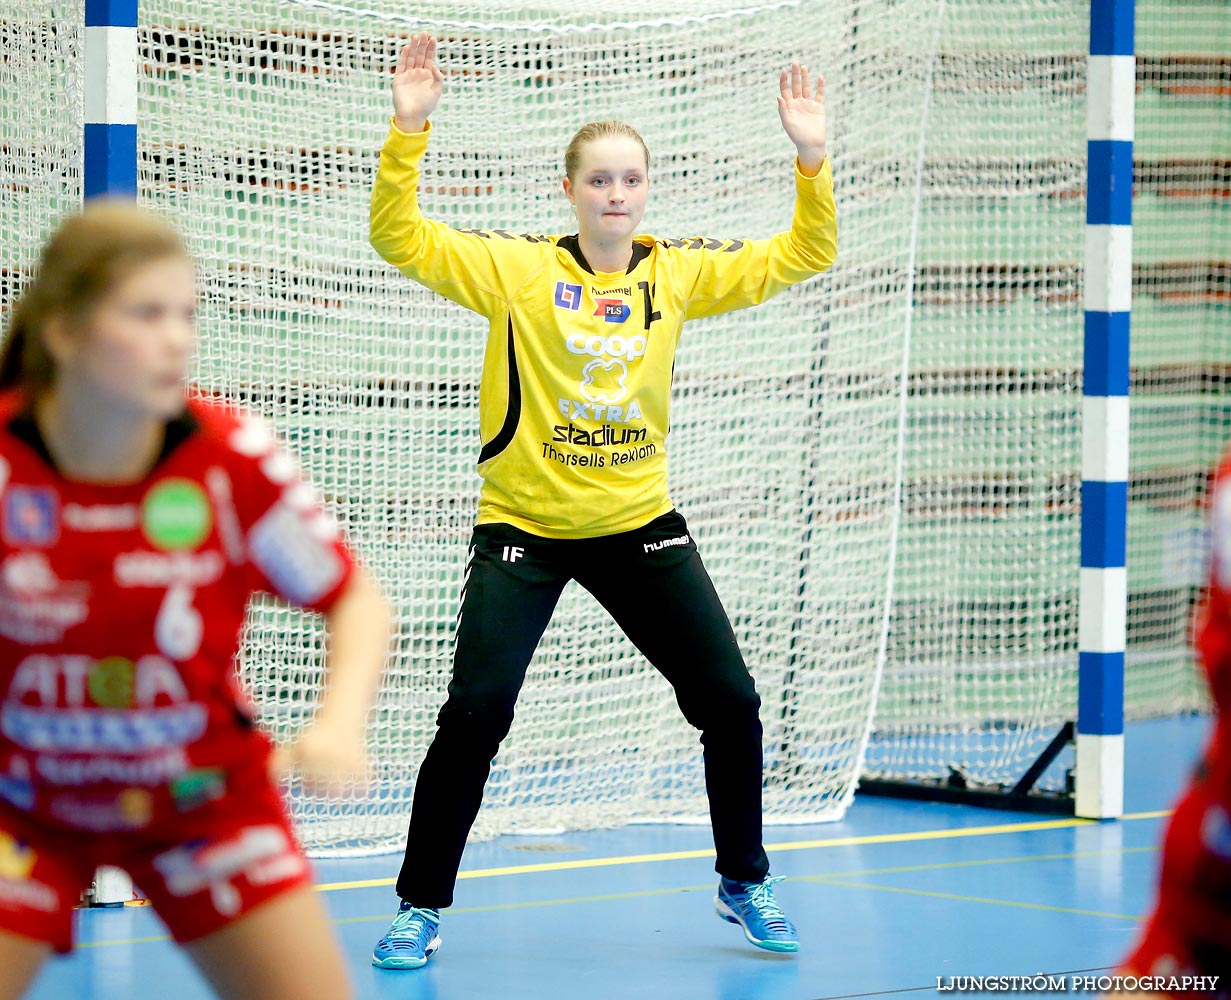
[594,298,631,323]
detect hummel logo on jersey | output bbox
[594,298,631,323]
[554,281,583,311]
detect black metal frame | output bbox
[857,721,1077,815]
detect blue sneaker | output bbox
[715,875,799,953]
[372,900,442,969]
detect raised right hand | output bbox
[392,32,444,133]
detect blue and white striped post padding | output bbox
[1076,0,1133,820]
[84,0,138,199]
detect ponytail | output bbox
[0,304,30,390]
[0,298,55,392]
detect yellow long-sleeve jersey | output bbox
[371,120,837,539]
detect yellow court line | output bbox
[79,840,1162,948]
[79,934,175,949]
[314,809,1171,892]
[78,838,1167,949]
[81,885,720,947]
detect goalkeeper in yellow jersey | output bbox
[369,32,836,969]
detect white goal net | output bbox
[1,1,1225,854]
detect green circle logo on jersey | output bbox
[89,657,135,709]
[142,479,212,551]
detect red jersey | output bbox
[0,391,354,835]
[1195,452,1231,803]
[1121,451,1231,981]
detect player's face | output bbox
[70,255,197,419]
[566,136,649,245]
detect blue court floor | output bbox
[29,715,1208,1000]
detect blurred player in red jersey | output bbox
[1108,453,1231,997]
[0,202,391,1000]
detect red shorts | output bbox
[0,778,311,953]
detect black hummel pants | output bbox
[395,510,770,908]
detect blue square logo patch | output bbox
[554,281,583,311]
[3,487,60,546]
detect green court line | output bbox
[334,884,714,926]
[812,878,1145,922]
[791,844,1159,882]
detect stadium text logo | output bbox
[552,424,648,448]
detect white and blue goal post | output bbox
[1076,0,1134,820]
[84,0,138,199]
